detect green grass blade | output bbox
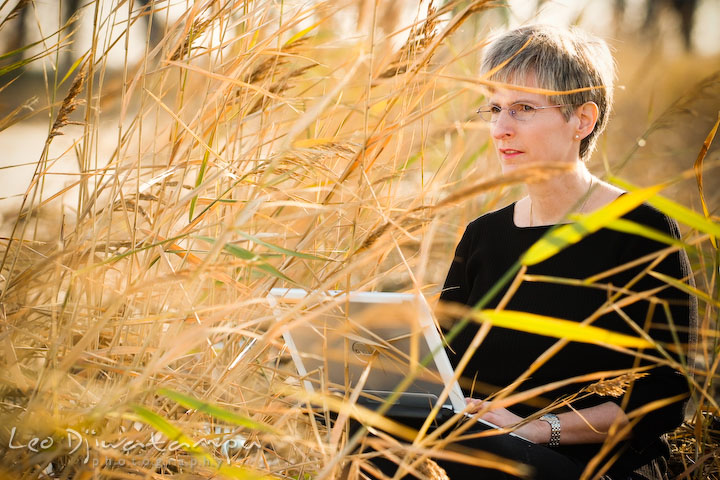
[159,388,280,435]
[694,113,720,248]
[131,404,208,456]
[611,178,720,239]
[284,19,321,47]
[0,56,43,77]
[215,463,276,480]
[59,54,88,87]
[78,232,192,272]
[476,310,654,349]
[221,243,255,260]
[131,405,272,479]
[521,184,665,266]
[0,24,74,76]
[646,196,720,238]
[0,38,53,62]
[190,129,216,221]
[603,218,687,248]
[237,232,330,261]
[648,271,720,308]
[197,236,294,282]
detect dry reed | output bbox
[0,0,718,479]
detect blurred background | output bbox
[0,1,718,477]
[1,0,719,235]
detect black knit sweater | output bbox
[440,201,696,475]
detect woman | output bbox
[438,25,696,479]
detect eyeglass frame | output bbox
[475,103,577,122]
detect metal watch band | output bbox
[540,413,561,447]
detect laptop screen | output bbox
[268,288,466,412]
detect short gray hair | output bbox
[480,24,615,161]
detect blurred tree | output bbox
[4,0,165,66]
[614,0,698,52]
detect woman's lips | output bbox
[499,148,524,159]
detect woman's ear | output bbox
[575,101,599,139]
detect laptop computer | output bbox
[268,288,468,421]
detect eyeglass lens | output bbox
[478,103,536,122]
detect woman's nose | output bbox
[491,110,515,139]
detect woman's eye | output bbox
[490,106,502,113]
[519,104,535,112]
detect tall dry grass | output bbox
[0,0,718,479]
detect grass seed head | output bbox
[48,63,87,139]
[583,372,649,397]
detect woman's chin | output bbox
[500,162,526,175]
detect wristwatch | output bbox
[539,413,561,447]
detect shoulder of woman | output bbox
[623,202,680,237]
[598,182,678,235]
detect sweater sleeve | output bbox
[440,224,475,306]
[606,211,696,447]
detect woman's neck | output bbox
[526,164,594,226]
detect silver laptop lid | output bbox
[268,288,466,412]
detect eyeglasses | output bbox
[476,103,574,122]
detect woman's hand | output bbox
[464,398,630,446]
[465,398,549,444]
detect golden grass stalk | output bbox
[0,0,718,478]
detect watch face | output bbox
[540,414,561,447]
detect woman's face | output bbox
[487,77,582,174]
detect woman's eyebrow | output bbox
[488,98,539,106]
